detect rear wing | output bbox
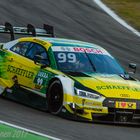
[0,22,54,41]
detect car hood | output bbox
[70,73,140,99]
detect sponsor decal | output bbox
[115,101,136,109]
[12,75,18,84]
[12,75,20,88]
[73,47,103,54]
[96,85,140,92]
[82,100,103,111]
[37,71,48,79]
[52,46,109,55]
[7,65,34,79]
[82,100,101,106]
[61,47,71,52]
[120,94,130,98]
[84,107,103,112]
[34,70,49,90]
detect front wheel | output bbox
[47,80,63,115]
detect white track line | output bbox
[94,0,140,37]
[0,120,61,140]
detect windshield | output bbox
[53,46,125,75]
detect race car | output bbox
[0,22,140,124]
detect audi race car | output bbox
[0,22,140,124]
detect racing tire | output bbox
[47,80,63,115]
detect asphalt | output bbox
[0,0,140,140]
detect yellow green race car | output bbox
[0,23,140,124]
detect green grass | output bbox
[102,0,140,31]
[0,124,51,140]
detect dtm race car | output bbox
[0,22,140,124]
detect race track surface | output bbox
[0,0,140,139]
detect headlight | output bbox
[75,88,101,99]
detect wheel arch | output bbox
[47,75,75,96]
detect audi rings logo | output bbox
[120,94,130,98]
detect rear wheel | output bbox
[47,80,63,115]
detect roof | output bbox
[37,37,103,49]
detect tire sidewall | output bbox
[47,80,63,115]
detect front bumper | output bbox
[92,108,140,124]
[62,98,140,124]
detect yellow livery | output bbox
[0,25,140,124]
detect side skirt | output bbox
[2,86,48,111]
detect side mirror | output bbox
[128,63,137,74]
[34,55,49,68]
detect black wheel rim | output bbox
[49,83,63,113]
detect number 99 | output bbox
[58,53,76,63]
